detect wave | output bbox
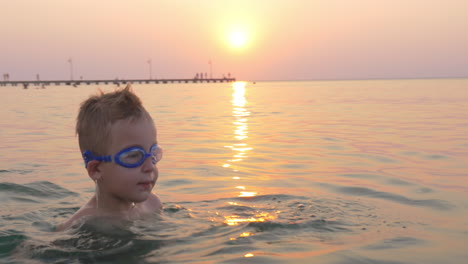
[0,181,77,201]
[319,183,454,211]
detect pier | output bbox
[0,78,236,88]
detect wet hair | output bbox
[76,84,153,155]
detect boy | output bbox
[56,85,163,231]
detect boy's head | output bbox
[76,85,153,156]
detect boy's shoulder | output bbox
[55,206,97,231]
[141,193,163,213]
[56,195,162,231]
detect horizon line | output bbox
[243,76,468,82]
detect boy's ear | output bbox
[86,161,102,181]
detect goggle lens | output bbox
[150,144,163,164]
[118,149,146,166]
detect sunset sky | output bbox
[1,0,467,81]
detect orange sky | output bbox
[1,0,467,81]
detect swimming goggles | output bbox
[82,144,163,168]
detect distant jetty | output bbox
[0,78,236,88]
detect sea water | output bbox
[0,79,467,263]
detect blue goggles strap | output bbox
[82,151,112,168]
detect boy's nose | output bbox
[141,156,155,172]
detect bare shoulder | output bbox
[142,193,163,213]
[55,198,98,232]
[55,206,96,232]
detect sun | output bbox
[228,30,248,49]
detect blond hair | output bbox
[76,84,152,155]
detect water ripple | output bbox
[0,181,77,200]
[320,183,454,211]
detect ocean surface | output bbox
[1,79,467,263]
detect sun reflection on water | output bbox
[220,82,274,226]
[232,82,247,107]
[238,191,257,197]
[223,81,256,198]
[223,211,276,226]
[240,232,253,237]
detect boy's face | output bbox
[98,116,159,204]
